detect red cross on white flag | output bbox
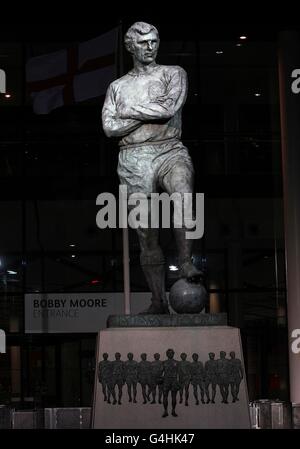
[26,28,118,114]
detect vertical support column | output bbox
[117,22,131,315]
[123,227,131,315]
[278,30,300,403]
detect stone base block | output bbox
[92,326,251,429]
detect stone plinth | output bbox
[92,325,251,429]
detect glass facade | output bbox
[0,24,290,407]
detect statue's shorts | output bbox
[162,378,181,392]
[117,138,194,197]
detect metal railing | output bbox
[1,402,298,429]
[249,400,292,429]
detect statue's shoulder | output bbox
[160,65,187,76]
[108,73,131,90]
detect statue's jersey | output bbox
[102,65,187,147]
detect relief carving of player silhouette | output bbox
[190,353,205,405]
[229,351,244,402]
[178,352,191,406]
[161,349,180,418]
[124,352,138,403]
[150,353,164,404]
[111,352,125,405]
[98,353,113,403]
[204,352,218,404]
[97,350,244,414]
[138,353,152,404]
[217,351,231,404]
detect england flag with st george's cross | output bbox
[26,28,118,114]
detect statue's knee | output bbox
[140,247,165,266]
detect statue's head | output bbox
[154,353,160,360]
[180,352,187,361]
[124,22,159,65]
[141,353,147,361]
[103,352,108,360]
[209,352,215,360]
[230,351,235,359]
[115,352,121,360]
[220,351,226,359]
[192,353,198,361]
[127,352,133,360]
[166,348,175,359]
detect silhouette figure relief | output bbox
[190,353,205,405]
[161,349,180,418]
[111,352,125,405]
[138,353,152,404]
[124,352,138,403]
[98,353,113,404]
[150,353,164,404]
[205,352,218,404]
[178,353,191,406]
[217,351,231,404]
[229,351,244,403]
[97,350,244,416]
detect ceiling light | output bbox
[216,50,223,55]
[239,35,247,40]
[7,270,17,275]
[169,265,179,271]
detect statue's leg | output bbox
[184,381,190,406]
[179,384,183,403]
[102,383,107,401]
[151,383,156,404]
[126,382,132,402]
[230,381,235,401]
[147,382,152,401]
[133,382,137,403]
[117,382,122,405]
[171,388,178,416]
[111,384,117,405]
[193,384,199,405]
[137,226,169,314]
[162,163,203,282]
[236,379,241,400]
[224,382,229,403]
[211,381,216,403]
[200,381,205,403]
[162,388,169,417]
[119,146,169,312]
[141,383,147,404]
[205,380,210,403]
[107,382,112,403]
[219,383,225,402]
[158,384,163,404]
